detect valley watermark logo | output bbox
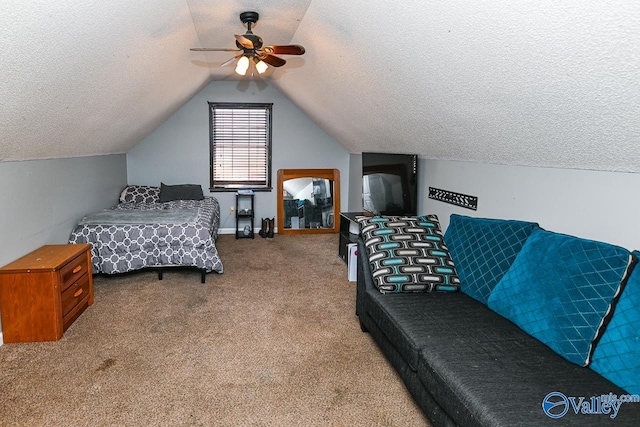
[542,391,640,419]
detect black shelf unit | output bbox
[236,191,255,239]
[338,212,365,263]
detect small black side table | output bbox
[338,212,365,263]
[236,191,255,239]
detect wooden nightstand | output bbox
[0,244,94,343]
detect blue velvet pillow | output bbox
[488,229,635,366]
[443,214,539,304]
[590,250,640,394]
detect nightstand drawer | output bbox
[60,252,89,292]
[62,293,89,332]
[61,273,90,317]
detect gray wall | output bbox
[0,154,127,343]
[346,155,640,249]
[418,159,640,250]
[127,80,350,231]
[0,155,127,266]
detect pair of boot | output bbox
[259,218,275,238]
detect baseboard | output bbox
[218,227,278,235]
[0,331,3,346]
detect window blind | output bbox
[209,103,272,190]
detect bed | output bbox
[68,184,224,282]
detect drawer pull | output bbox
[74,288,84,298]
[72,265,83,274]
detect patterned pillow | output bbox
[487,228,635,366]
[590,250,640,394]
[358,215,460,293]
[119,185,160,204]
[444,214,539,304]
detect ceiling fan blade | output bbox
[234,34,255,49]
[259,53,287,67]
[262,45,305,56]
[220,54,243,67]
[191,48,241,52]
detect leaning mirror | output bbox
[277,168,340,235]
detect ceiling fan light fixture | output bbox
[235,55,250,75]
[254,57,268,74]
[192,11,305,76]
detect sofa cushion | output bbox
[416,308,640,426]
[590,250,640,395]
[358,215,459,293]
[488,228,635,366]
[444,214,539,304]
[364,287,506,372]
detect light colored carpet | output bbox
[0,234,429,426]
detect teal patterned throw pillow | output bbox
[488,229,635,366]
[358,215,460,293]
[590,250,640,394]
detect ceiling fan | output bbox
[191,11,305,76]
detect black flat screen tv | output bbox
[362,152,418,216]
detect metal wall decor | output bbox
[428,187,478,210]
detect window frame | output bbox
[209,102,273,192]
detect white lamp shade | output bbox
[235,56,250,75]
[255,60,268,74]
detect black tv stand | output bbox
[338,212,367,263]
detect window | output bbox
[209,102,273,191]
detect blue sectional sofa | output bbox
[356,214,640,426]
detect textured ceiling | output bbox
[1,0,639,173]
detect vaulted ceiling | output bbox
[2,1,639,172]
